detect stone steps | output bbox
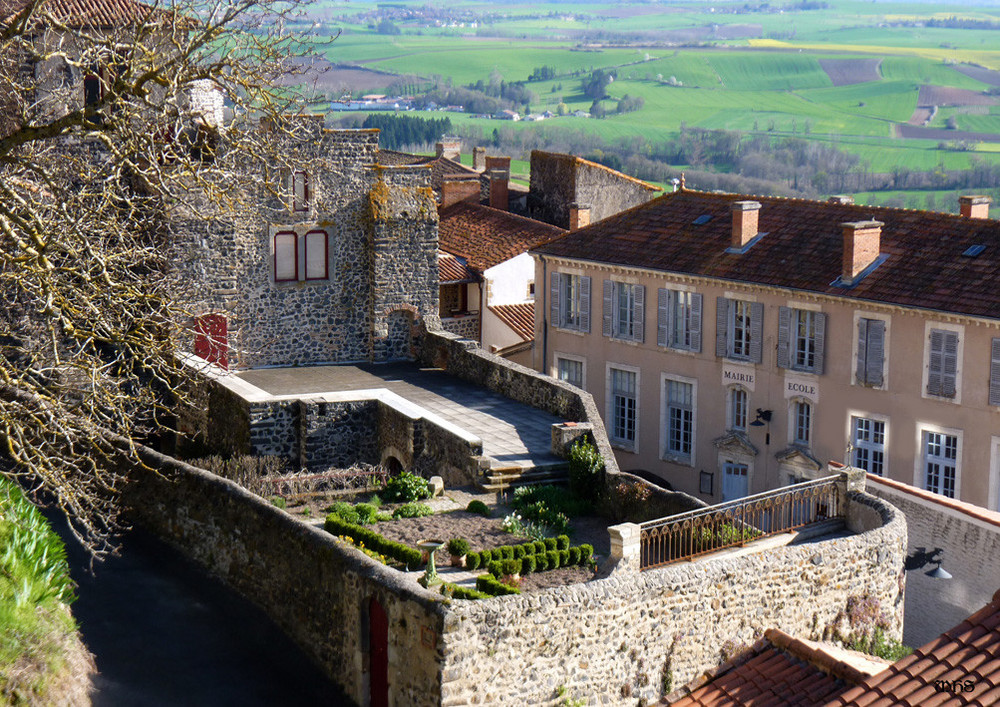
[479,461,569,493]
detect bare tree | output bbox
[0,0,318,556]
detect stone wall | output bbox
[439,489,905,706]
[439,314,479,340]
[302,400,379,470]
[867,475,1000,647]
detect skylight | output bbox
[962,245,986,258]
[693,214,712,225]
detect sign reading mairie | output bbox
[722,364,756,391]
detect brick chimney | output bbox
[435,137,461,161]
[485,156,510,211]
[841,220,883,284]
[828,195,854,205]
[959,195,991,219]
[473,146,487,172]
[569,203,591,230]
[731,201,761,250]
[440,179,480,208]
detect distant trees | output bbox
[616,94,645,114]
[376,20,401,35]
[580,69,615,100]
[528,66,557,82]
[361,114,453,149]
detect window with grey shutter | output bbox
[813,312,826,374]
[633,285,645,343]
[550,272,561,328]
[657,288,670,347]
[749,302,764,364]
[927,329,958,398]
[689,293,703,352]
[777,306,791,369]
[602,279,613,337]
[579,276,591,333]
[856,318,885,386]
[716,297,729,358]
[990,339,1000,406]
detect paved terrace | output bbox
[235,362,566,470]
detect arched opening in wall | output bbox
[368,596,389,707]
[384,307,418,362]
[384,456,403,476]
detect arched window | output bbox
[728,386,748,432]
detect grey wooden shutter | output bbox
[716,297,729,358]
[867,320,884,386]
[579,276,591,333]
[776,306,791,369]
[942,331,958,397]
[550,272,561,328]
[690,293,703,353]
[813,312,827,375]
[927,329,943,395]
[856,318,868,383]
[657,288,670,347]
[749,302,764,364]
[990,338,1000,406]
[602,279,613,337]
[633,285,645,343]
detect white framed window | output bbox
[550,272,591,332]
[716,298,763,363]
[922,430,959,498]
[990,436,1000,512]
[989,339,1000,406]
[662,375,695,464]
[603,280,645,342]
[273,231,297,282]
[728,386,748,433]
[855,316,887,387]
[852,416,885,477]
[792,399,811,447]
[778,307,826,374]
[555,355,585,388]
[657,288,703,352]
[607,365,638,450]
[922,322,963,402]
[292,170,310,212]
[304,229,328,280]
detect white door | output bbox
[722,462,749,501]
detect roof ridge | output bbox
[765,629,868,686]
[532,149,662,192]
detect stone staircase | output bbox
[477,458,569,493]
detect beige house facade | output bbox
[532,189,1000,509]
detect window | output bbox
[852,417,885,477]
[927,329,959,398]
[273,231,297,281]
[304,230,328,280]
[716,298,763,363]
[665,380,694,461]
[292,171,310,212]
[728,387,748,432]
[550,273,591,332]
[792,400,811,447]
[557,357,584,388]
[603,280,645,342]
[923,431,958,498]
[856,318,886,386]
[609,367,637,447]
[657,289,703,352]
[990,338,1000,406]
[778,307,826,374]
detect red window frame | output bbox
[273,231,298,282]
[304,229,328,280]
[292,170,310,212]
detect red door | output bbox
[194,313,228,370]
[369,597,388,707]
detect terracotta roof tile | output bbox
[1,0,175,28]
[488,303,534,342]
[439,201,565,272]
[437,251,478,284]
[533,189,1000,321]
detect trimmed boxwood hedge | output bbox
[442,583,490,600]
[324,515,422,569]
[568,547,581,565]
[556,535,570,551]
[521,555,536,574]
[476,574,521,596]
[546,550,560,569]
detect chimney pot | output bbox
[436,137,461,161]
[959,195,991,219]
[731,200,761,250]
[828,195,854,205]
[440,179,480,209]
[473,147,487,172]
[841,220,883,284]
[569,203,591,230]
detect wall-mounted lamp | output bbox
[749,409,772,427]
[905,547,952,579]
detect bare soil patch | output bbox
[952,64,1000,88]
[276,58,420,91]
[908,106,933,126]
[918,85,998,107]
[819,58,881,86]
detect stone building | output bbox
[532,188,1000,511]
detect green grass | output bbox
[707,53,831,91]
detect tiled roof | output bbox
[668,629,865,706]
[377,150,479,191]
[533,190,1000,320]
[488,303,534,341]
[533,150,662,192]
[1,0,172,28]
[439,201,565,272]
[828,588,1000,707]
[438,251,478,284]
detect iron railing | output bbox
[639,475,842,570]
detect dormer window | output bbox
[292,170,310,212]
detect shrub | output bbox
[466,499,491,516]
[521,555,536,574]
[466,552,481,571]
[544,538,557,551]
[521,543,535,557]
[535,553,549,571]
[324,515,422,569]
[476,574,521,596]
[384,471,430,503]
[368,494,382,508]
[441,583,490,601]
[355,503,379,525]
[512,545,525,560]
[579,544,594,564]
[568,547,581,565]
[480,549,492,564]
[489,561,503,579]
[499,546,514,560]
[568,438,604,497]
[327,501,359,524]
[559,549,570,566]
[546,550,560,569]
[447,538,471,557]
[534,541,547,554]
[392,502,433,519]
[269,496,287,509]
[556,535,570,551]
[502,559,521,576]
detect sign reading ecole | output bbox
[722,364,756,391]
[783,373,820,402]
